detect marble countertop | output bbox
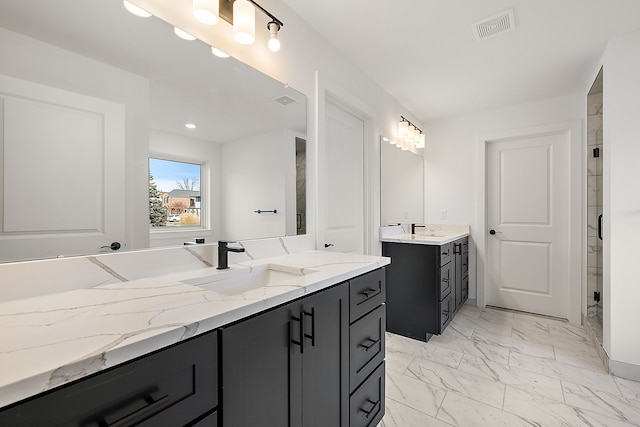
[0,251,390,408]
[379,224,470,245]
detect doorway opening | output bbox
[586,67,604,344]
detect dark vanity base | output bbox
[383,238,468,342]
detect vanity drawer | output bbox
[0,331,218,426]
[350,305,386,392]
[440,243,452,266]
[349,362,385,427]
[350,268,386,322]
[439,262,452,300]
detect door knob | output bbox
[324,243,334,248]
[101,242,121,251]
[489,230,501,235]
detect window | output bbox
[149,157,202,228]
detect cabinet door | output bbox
[222,302,303,427]
[301,284,349,427]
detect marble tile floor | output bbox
[379,305,640,427]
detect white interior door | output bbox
[0,75,125,262]
[487,130,570,318]
[320,100,364,253]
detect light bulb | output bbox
[407,125,415,139]
[398,120,408,139]
[267,22,280,52]
[211,46,230,58]
[174,27,196,41]
[193,0,219,25]
[123,0,152,17]
[233,0,255,45]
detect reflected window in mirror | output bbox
[149,158,204,228]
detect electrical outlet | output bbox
[441,210,447,220]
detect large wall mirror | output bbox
[380,136,424,226]
[0,0,307,263]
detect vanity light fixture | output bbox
[174,27,197,40]
[123,0,152,17]
[267,21,281,52]
[398,116,425,149]
[193,0,219,25]
[185,123,197,129]
[125,0,284,52]
[233,0,256,44]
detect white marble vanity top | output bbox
[379,224,470,245]
[0,251,390,408]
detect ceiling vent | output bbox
[273,95,296,105]
[473,9,515,41]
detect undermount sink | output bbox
[180,264,317,295]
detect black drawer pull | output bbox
[290,314,304,353]
[359,337,381,351]
[103,393,169,427]
[359,398,380,418]
[442,250,449,256]
[303,308,315,347]
[442,278,449,283]
[359,287,381,300]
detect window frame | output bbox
[148,154,210,241]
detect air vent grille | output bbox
[473,9,515,41]
[273,95,296,105]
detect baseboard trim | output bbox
[609,359,640,382]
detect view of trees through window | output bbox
[149,158,202,228]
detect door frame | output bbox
[315,71,378,255]
[476,120,582,324]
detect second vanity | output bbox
[0,238,389,426]
[380,225,470,342]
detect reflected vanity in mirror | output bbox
[0,0,307,263]
[380,136,424,225]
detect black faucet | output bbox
[217,241,246,270]
[411,224,426,235]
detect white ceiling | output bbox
[281,0,640,122]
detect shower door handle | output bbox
[598,214,603,241]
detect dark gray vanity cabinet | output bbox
[222,267,386,427]
[383,238,468,341]
[0,331,219,426]
[222,283,350,427]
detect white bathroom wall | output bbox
[220,129,296,241]
[149,130,222,248]
[0,27,151,252]
[601,29,640,377]
[424,93,585,302]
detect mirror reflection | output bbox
[0,0,307,263]
[380,136,424,226]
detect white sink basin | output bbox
[180,264,317,295]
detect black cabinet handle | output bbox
[598,214,603,241]
[303,308,315,347]
[359,398,380,418]
[359,287,381,300]
[290,314,304,353]
[359,337,381,351]
[442,250,449,256]
[101,393,169,427]
[453,243,461,255]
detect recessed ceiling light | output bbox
[174,27,196,41]
[123,0,152,17]
[185,123,197,129]
[211,46,230,58]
